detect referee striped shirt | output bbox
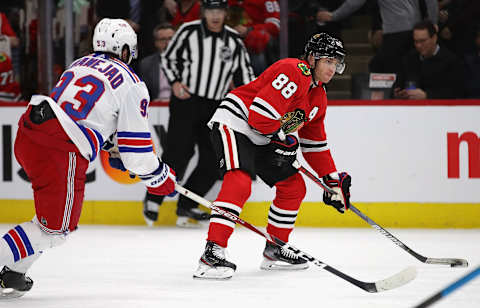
[161,19,255,100]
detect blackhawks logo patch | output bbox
[297,62,311,76]
[0,53,6,62]
[281,108,306,134]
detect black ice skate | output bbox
[176,207,210,228]
[193,241,236,280]
[260,242,309,270]
[0,266,33,299]
[142,196,159,227]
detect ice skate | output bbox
[260,242,309,270]
[0,266,33,299]
[193,241,236,280]
[176,208,210,228]
[142,196,159,227]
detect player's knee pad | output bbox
[275,173,306,205]
[217,170,252,205]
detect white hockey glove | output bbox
[322,172,351,214]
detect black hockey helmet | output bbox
[304,33,346,74]
[202,0,228,9]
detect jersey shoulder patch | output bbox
[297,62,311,76]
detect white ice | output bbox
[0,225,479,308]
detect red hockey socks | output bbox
[267,173,306,242]
[207,170,252,247]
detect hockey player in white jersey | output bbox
[0,18,176,299]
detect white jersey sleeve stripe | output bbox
[117,131,153,153]
[251,97,282,120]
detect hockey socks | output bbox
[207,170,251,247]
[267,173,305,242]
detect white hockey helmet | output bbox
[92,18,138,64]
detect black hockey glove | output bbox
[323,172,351,214]
[267,134,299,168]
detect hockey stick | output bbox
[414,265,480,308]
[293,161,469,268]
[175,183,416,293]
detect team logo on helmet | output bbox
[297,62,311,76]
[220,46,232,62]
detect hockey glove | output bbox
[139,161,177,197]
[102,134,128,172]
[268,134,299,168]
[322,172,351,214]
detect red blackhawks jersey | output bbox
[229,0,280,53]
[0,52,21,102]
[209,57,336,177]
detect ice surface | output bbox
[0,225,478,308]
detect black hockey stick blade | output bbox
[176,184,416,293]
[348,205,469,268]
[294,162,469,268]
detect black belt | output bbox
[30,101,56,124]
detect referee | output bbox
[143,0,255,227]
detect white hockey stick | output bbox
[175,183,416,293]
[293,161,469,268]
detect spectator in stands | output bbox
[228,0,280,75]
[463,25,480,98]
[165,0,201,28]
[367,1,382,53]
[0,51,21,102]
[96,0,164,59]
[436,0,480,57]
[317,0,438,74]
[287,0,345,58]
[138,23,175,101]
[394,20,464,100]
[0,11,19,51]
[95,0,140,32]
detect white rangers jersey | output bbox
[29,53,159,175]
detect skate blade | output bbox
[260,258,309,271]
[176,217,208,228]
[0,288,28,299]
[193,263,234,280]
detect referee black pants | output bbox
[159,94,220,215]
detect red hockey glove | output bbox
[322,172,351,214]
[268,134,299,168]
[139,162,177,197]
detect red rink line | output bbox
[1,99,479,107]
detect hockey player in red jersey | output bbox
[193,33,352,279]
[0,19,176,298]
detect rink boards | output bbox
[0,100,479,227]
